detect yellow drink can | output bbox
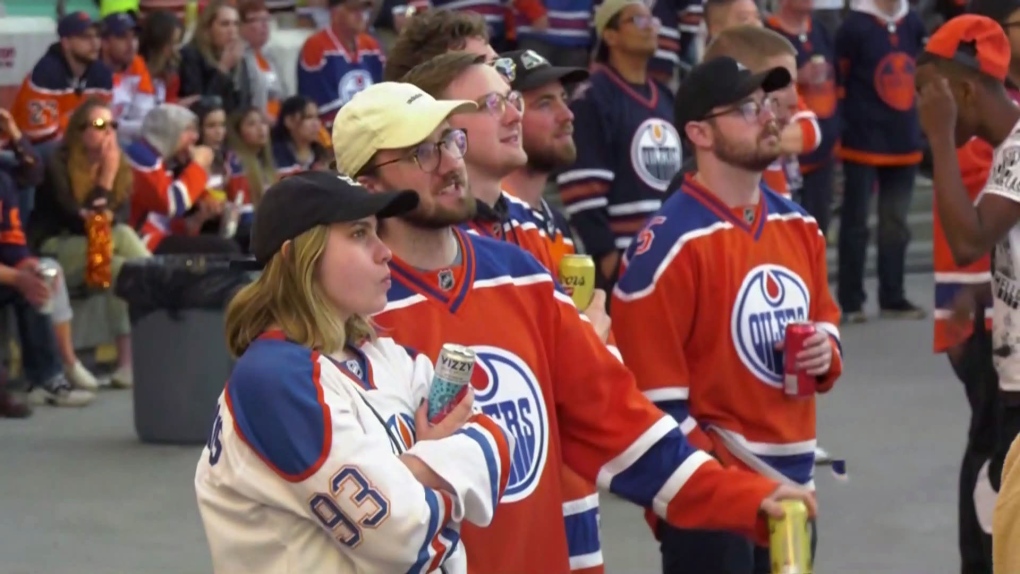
[558,254,596,309]
[768,500,812,574]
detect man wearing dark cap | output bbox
[613,56,842,574]
[10,11,113,146]
[100,12,155,143]
[916,14,1020,573]
[968,0,1020,87]
[500,49,586,271]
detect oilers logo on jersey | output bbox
[385,412,416,451]
[338,70,374,107]
[630,118,682,191]
[731,264,810,387]
[468,345,548,504]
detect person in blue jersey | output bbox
[297,0,385,129]
[557,0,682,291]
[197,170,513,574]
[835,0,928,323]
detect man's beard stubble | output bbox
[400,170,477,229]
[524,142,576,174]
[712,123,782,172]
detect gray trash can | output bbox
[117,255,252,445]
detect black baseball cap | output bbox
[500,49,589,92]
[101,12,138,38]
[674,56,791,133]
[242,171,419,269]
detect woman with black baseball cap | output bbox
[196,171,514,573]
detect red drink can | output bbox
[784,322,817,398]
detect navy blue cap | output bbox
[101,12,137,37]
[57,11,98,38]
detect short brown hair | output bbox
[237,0,268,21]
[703,25,796,70]
[384,10,489,81]
[400,51,486,99]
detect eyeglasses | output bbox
[373,128,469,173]
[87,118,119,131]
[704,97,779,123]
[620,15,660,29]
[476,91,525,116]
[490,57,517,83]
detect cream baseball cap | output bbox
[332,82,478,176]
[594,0,645,37]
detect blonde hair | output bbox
[192,0,237,67]
[228,106,277,205]
[704,25,797,71]
[224,225,376,358]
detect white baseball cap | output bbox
[332,82,478,176]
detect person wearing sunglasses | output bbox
[31,99,151,399]
[196,171,513,574]
[557,0,682,294]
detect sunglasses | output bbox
[87,118,119,131]
[490,57,517,84]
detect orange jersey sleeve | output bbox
[126,144,209,227]
[791,95,821,153]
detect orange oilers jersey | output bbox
[11,44,113,144]
[463,191,598,573]
[762,96,820,198]
[612,174,843,490]
[932,137,994,353]
[376,229,780,574]
[125,141,209,251]
[111,55,157,142]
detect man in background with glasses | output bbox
[613,56,842,574]
[557,0,682,293]
[332,77,816,574]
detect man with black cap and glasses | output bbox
[500,48,587,270]
[613,56,842,574]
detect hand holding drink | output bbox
[427,344,476,423]
[778,322,832,398]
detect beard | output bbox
[70,49,97,67]
[400,169,477,229]
[524,140,576,174]
[712,123,782,172]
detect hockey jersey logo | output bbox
[731,264,810,387]
[630,118,682,191]
[338,69,374,107]
[385,412,417,451]
[469,345,549,504]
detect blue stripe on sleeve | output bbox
[608,427,702,507]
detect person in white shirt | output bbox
[194,170,514,574]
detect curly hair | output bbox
[383,10,489,81]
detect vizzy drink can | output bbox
[783,322,817,398]
[558,254,596,309]
[428,344,476,423]
[35,260,60,315]
[768,499,812,574]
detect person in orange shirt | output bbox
[11,12,113,147]
[101,12,157,144]
[499,49,585,271]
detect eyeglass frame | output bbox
[474,90,526,117]
[490,57,517,84]
[701,95,779,124]
[368,128,469,174]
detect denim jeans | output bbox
[837,162,917,311]
[658,520,818,574]
[0,285,62,386]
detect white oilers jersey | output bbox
[979,119,1020,391]
[194,333,513,574]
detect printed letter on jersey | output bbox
[468,345,549,503]
[629,119,682,191]
[731,264,810,387]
